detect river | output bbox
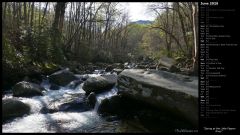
[2,72,146,133]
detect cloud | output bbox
[119,2,156,21]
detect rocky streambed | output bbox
[2,65,198,133]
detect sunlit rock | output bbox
[83,74,117,95]
[12,81,44,97]
[49,68,77,86]
[117,69,198,126]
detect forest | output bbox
[3,2,198,88]
[2,2,199,133]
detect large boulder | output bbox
[2,99,30,121]
[97,93,158,118]
[97,92,196,131]
[117,69,198,126]
[157,57,181,73]
[12,81,44,97]
[82,74,117,94]
[49,68,77,86]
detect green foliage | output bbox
[36,30,51,61]
[92,49,114,63]
[48,27,66,64]
[77,40,92,63]
[3,34,20,67]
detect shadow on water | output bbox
[43,113,65,132]
[28,96,67,132]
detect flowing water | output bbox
[2,73,123,133]
[3,69,195,133]
[94,87,118,111]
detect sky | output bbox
[118,2,157,22]
[63,2,159,22]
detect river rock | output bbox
[147,64,157,69]
[97,95,122,115]
[58,100,91,112]
[49,68,77,86]
[50,84,60,90]
[135,65,146,69]
[112,63,124,69]
[75,74,89,81]
[2,98,30,121]
[82,74,117,94]
[97,93,155,118]
[67,80,83,89]
[157,57,182,73]
[117,69,198,126]
[112,68,123,75]
[124,62,136,69]
[158,66,169,71]
[169,65,180,73]
[105,65,114,72]
[86,92,97,108]
[47,93,91,112]
[12,81,44,97]
[158,56,176,68]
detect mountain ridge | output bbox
[131,20,153,25]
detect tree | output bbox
[192,2,198,74]
[52,2,66,33]
[147,2,198,71]
[51,2,66,63]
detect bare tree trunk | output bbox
[2,2,7,32]
[103,3,111,49]
[51,2,66,63]
[30,2,34,31]
[38,2,41,34]
[24,2,27,25]
[59,3,66,33]
[12,2,16,21]
[7,3,12,29]
[192,2,198,75]
[52,2,66,32]
[28,2,31,25]
[18,3,22,21]
[176,3,189,55]
[165,2,171,57]
[41,2,48,24]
